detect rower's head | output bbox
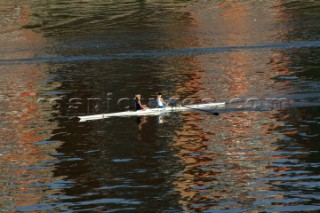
[157,92,162,98]
[135,94,141,100]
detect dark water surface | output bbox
[1,0,320,212]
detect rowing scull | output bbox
[77,102,225,122]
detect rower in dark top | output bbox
[135,94,149,110]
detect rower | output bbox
[135,94,148,110]
[156,92,170,108]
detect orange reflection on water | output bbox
[0,2,60,210]
[173,111,286,211]
[170,0,293,211]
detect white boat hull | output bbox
[77,102,225,122]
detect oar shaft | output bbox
[183,106,219,116]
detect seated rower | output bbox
[135,94,149,110]
[156,92,170,108]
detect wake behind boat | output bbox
[77,102,225,122]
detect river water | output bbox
[1,0,320,212]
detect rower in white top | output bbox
[156,92,170,108]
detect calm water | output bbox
[1,0,320,212]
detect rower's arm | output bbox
[161,98,169,105]
[138,100,144,109]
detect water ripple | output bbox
[1,40,320,64]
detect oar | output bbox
[166,99,219,116]
[183,105,219,116]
